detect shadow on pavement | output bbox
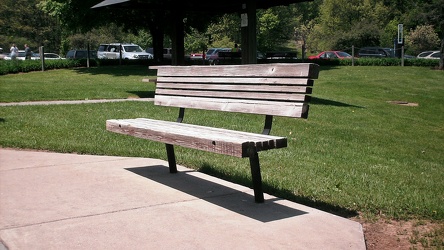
[126,165,308,223]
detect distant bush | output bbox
[0,59,86,75]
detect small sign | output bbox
[241,13,248,27]
[398,24,403,44]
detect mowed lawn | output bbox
[0,65,443,222]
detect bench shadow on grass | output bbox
[198,164,359,219]
[126,90,155,98]
[311,97,364,108]
[126,165,308,223]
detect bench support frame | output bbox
[248,146,264,203]
[165,107,268,203]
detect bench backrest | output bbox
[149,63,319,118]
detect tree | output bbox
[308,0,390,51]
[399,0,443,69]
[406,25,440,55]
[0,0,61,53]
[257,6,296,52]
[294,20,314,59]
[206,14,240,48]
[184,27,208,54]
[291,1,321,58]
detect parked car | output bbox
[189,52,203,60]
[145,47,170,59]
[66,50,97,59]
[43,53,65,60]
[417,51,441,59]
[308,51,352,60]
[98,43,152,60]
[382,48,396,57]
[205,48,231,65]
[97,44,109,59]
[358,47,391,58]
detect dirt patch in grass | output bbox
[352,217,444,249]
[387,100,419,106]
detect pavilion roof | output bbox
[92,0,312,13]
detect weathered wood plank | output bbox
[106,118,287,157]
[156,77,314,86]
[155,89,309,102]
[156,82,312,93]
[154,95,309,118]
[150,63,319,79]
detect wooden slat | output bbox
[156,89,309,102]
[156,77,314,86]
[150,63,319,79]
[154,95,309,118]
[106,118,287,157]
[156,82,312,93]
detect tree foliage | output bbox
[1,0,443,69]
[257,7,296,52]
[0,0,61,53]
[406,25,440,54]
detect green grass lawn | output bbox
[1,65,443,222]
[0,65,157,102]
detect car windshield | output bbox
[337,52,351,57]
[430,52,441,58]
[206,49,216,56]
[124,45,143,52]
[418,51,433,57]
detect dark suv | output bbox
[66,50,97,59]
[358,47,391,58]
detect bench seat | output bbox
[107,118,287,158]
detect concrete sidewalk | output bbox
[0,148,366,249]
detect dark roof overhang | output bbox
[92,0,313,13]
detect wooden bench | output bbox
[106,63,320,203]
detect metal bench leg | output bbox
[165,143,178,173]
[248,148,264,203]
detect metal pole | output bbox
[40,46,45,71]
[401,46,405,67]
[119,43,122,65]
[87,43,90,68]
[352,45,355,66]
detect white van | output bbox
[98,43,153,60]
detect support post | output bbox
[165,144,178,173]
[171,10,185,65]
[262,115,273,135]
[248,145,264,203]
[241,0,257,64]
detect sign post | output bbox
[397,24,403,45]
[397,24,404,62]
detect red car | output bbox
[308,51,352,60]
